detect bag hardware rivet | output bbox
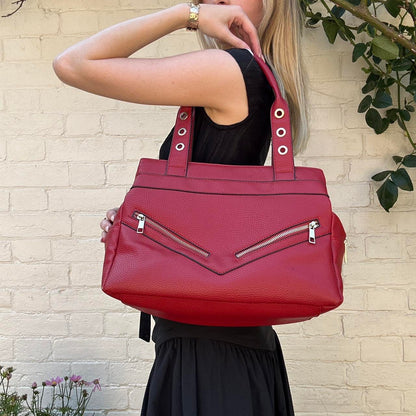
[274,108,285,119]
[178,128,187,136]
[276,128,286,138]
[179,112,188,120]
[278,145,288,155]
[176,143,185,151]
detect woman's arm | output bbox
[53,3,261,124]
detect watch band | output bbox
[187,2,200,31]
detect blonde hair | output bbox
[198,0,309,154]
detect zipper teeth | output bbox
[236,223,310,259]
[145,216,209,258]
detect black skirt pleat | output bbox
[141,335,294,416]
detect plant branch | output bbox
[330,0,416,54]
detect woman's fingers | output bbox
[100,207,119,243]
[106,207,119,223]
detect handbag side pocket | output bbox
[330,212,346,299]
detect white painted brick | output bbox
[10,188,47,211]
[367,288,408,311]
[52,238,104,262]
[302,313,343,336]
[0,290,12,309]
[12,239,51,262]
[407,235,416,258]
[302,158,346,182]
[104,313,139,336]
[0,113,64,136]
[352,211,397,233]
[340,53,368,80]
[124,138,163,161]
[3,38,41,61]
[106,163,138,186]
[14,339,52,361]
[69,163,105,186]
[343,262,416,287]
[41,35,85,60]
[97,10,143,30]
[128,387,147,410]
[0,241,12,261]
[60,11,99,34]
[49,188,127,211]
[88,387,129,410]
[70,262,103,287]
[361,338,403,362]
[0,264,69,288]
[69,313,103,336]
[0,10,59,37]
[50,288,119,312]
[404,338,416,361]
[309,80,360,106]
[0,190,9,211]
[1,63,60,88]
[12,289,50,312]
[365,235,402,259]
[347,362,416,388]
[7,137,45,161]
[53,338,127,360]
[65,113,101,136]
[0,338,13,360]
[128,338,155,362]
[0,214,71,237]
[343,312,416,337]
[0,138,5,161]
[304,55,341,80]
[327,183,371,208]
[349,158,395,182]
[16,362,71,386]
[404,390,416,413]
[40,0,120,9]
[0,163,68,187]
[303,130,362,158]
[411,289,416,310]
[291,386,364,413]
[365,389,402,412]
[0,313,68,336]
[310,107,343,130]
[4,89,40,111]
[46,137,123,162]
[337,288,366,311]
[280,336,360,362]
[364,130,409,157]
[109,362,153,386]
[72,213,104,237]
[288,361,346,386]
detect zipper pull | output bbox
[343,238,348,264]
[136,213,146,234]
[309,220,320,244]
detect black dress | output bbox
[140,49,295,416]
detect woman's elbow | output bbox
[52,52,81,86]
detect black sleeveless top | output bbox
[154,48,276,350]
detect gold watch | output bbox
[187,2,200,31]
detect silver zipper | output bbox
[134,212,209,258]
[236,220,320,259]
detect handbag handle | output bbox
[167,54,295,180]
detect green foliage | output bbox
[301,0,416,211]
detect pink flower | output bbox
[45,377,63,386]
[31,382,37,389]
[70,375,82,383]
[92,379,101,392]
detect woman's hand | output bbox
[198,4,262,57]
[100,207,119,243]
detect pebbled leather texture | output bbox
[102,55,346,327]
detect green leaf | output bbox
[392,155,403,164]
[373,90,393,108]
[362,73,380,93]
[357,22,367,33]
[371,36,400,60]
[386,108,399,122]
[391,58,413,71]
[405,104,415,112]
[403,154,416,167]
[323,19,339,44]
[346,0,361,4]
[391,168,414,191]
[307,12,322,25]
[331,5,346,18]
[358,95,372,113]
[397,117,406,130]
[385,0,402,18]
[365,108,382,131]
[399,109,411,121]
[376,179,398,212]
[367,24,376,37]
[378,118,390,134]
[353,43,367,62]
[372,170,393,181]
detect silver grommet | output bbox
[276,128,286,138]
[179,112,188,120]
[175,143,185,151]
[278,145,288,155]
[178,128,187,136]
[274,108,285,119]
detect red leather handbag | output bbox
[102,55,345,330]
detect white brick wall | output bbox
[0,1,415,414]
